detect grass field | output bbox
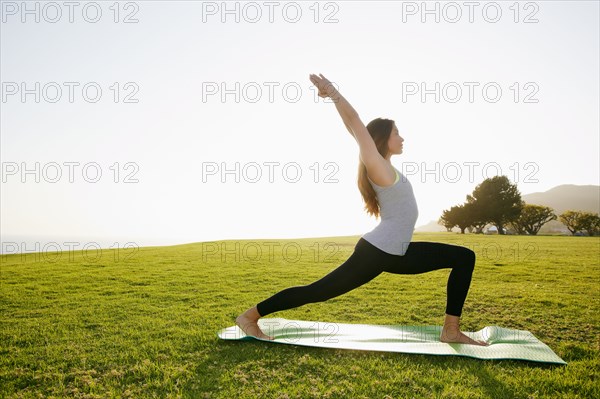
[1,233,599,398]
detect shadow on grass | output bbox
[181,336,566,398]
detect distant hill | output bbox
[522,184,599,234]
[415,184,599,233]
[415,220,455,233]
[521,185,599,214]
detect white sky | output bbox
[1,0,599,252]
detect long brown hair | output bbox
[358,118,395,219]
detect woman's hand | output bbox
[309,73,337,98]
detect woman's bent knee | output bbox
[462,247,476,268]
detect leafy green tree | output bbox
[465,200,488,234]
[577,212,600,236]
[438,212,455,232]
[559,210,582,235]
[453,204,475,234]
[510,219,527,235]
[466,176,523,235]
[440,204,474,234]
[511,204,557,235]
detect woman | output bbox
[235,73,488,346]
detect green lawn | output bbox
[1,233,598,398]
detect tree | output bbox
[439,204,474,234]
[465,200,488,234]
[577,212,600,236]
[438,213,455,232]
[559,210,582,235]
[453,204,475,234]
[511,204,557,235]
[510,219,527,235]
[466,176,523,235]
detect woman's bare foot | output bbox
[440,328,489,346]
[440,314,489,346]
[235,306,275,340]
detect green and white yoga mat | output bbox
[217,318,566,365]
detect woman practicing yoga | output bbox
[235,73,489,346]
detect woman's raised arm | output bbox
[309,73,384,169]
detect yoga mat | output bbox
[217,318,566,365]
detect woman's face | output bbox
[388,124,404,155]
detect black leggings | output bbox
[256,237,476,318]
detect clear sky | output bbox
[1,0,599,253]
